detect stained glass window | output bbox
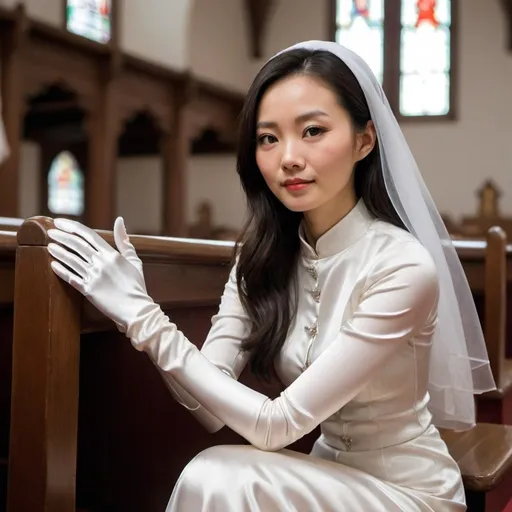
[334,0,385,84]
[48,151,85,216]
[334,0,454,118]
[400,0,452,116]
[66,0,112,44]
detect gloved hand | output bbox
[48,217,154,333]
[48,217,233,433]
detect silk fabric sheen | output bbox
[130,201,465,511]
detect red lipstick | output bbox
[283,178,313,191]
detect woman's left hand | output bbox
[48,217,153,332]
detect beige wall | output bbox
[116,154,245,234]
[0,0,62,27]
[248,0,330,79]
[188,0,252,91]
[18,141,40,219]
[6,0,512,230]
[121,0,192,70]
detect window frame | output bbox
[63,0,119,48]
[329,0,459,122]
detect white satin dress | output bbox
[130,199,466,511]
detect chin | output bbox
[281,198,319,213]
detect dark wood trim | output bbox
[161,86,190,237]
[8,238,81,511]
[0,5,244,229]
[84,79,118,230]
[0,231,17,255]
[121,55,245,110]
[39,15,111,58]
[0,8,246,110]
[328,0,336,41]
[244,0,275,58]
[18,216,235,263]
[383,0,401,117]
[449,0,459,120]
[502,0,512,50]
[111,0,120,50]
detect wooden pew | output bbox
[454,230,512,425]
[7,217,301,511]
[6,218,512,511]
[445,227,512,510]
[0,218,23,232]
[0,230,16,509]
[454,233,512,358]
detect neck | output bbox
[303,191,358,243]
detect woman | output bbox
[47,41,495,511]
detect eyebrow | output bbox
[256,109,329,129]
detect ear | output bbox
[355,120,376,162]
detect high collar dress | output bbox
[131,199,466,511]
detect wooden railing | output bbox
[1,218,512,511]
[0,230,16,509]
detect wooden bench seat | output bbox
[442,423,512,511]
[5,219,512,511]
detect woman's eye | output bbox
[304,126,325,138]
[258,134,277,145]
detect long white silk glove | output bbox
[48,218,224,432]
[48,218,439,452]
[48,217,151,332]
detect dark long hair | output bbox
[235,49,406,380]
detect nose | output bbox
[281,140,306,172]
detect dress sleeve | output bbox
[155,263,251,432]
[132,242,439,451]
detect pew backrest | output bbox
[7,217,239,511]
[454,228,511,392]
[7,218,512,511]
[0,218,23,232]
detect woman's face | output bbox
[255,74,375,237]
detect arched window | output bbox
[66,0,114,44]
[332,0,456,119]
[47,151,85,216]
[335,0,385,84]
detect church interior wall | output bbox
[2,0,511,236]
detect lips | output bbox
[283,178,314,187]
[283,179,314,192]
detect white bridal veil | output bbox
[273,41,496,431]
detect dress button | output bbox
[341,435,353,451]
[306,265,318,280]
[309,288,321,303]
[304,323,318,337]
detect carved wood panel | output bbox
[22,36,99,112]
[0,4,246,230]
[115,71,173,134]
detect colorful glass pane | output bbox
[47,151,85,216]
[335,0,385,83]
[400,0,451,116]
[66,0,112,44]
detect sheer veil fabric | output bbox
[272,41,496,431]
